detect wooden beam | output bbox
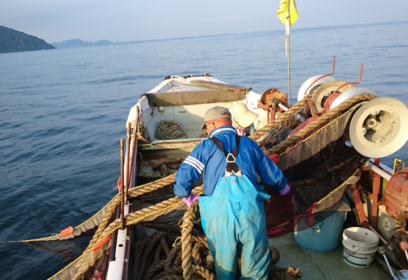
[350,183,369,229]
[371,158,380,230]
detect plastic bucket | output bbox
[342,227,379,268]
[294,211,347,253]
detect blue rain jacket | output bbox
[173,125,287,198]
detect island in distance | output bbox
[52,39,113,49]
[0,26,55,54]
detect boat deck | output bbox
[269,233,391,280]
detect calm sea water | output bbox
[1,22,408,279]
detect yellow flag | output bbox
[277,0,299,27]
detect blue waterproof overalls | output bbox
[199,135,271,280]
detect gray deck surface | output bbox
[269,233,392,280]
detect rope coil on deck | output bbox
[155,120,188,140]
[151,157,183,176]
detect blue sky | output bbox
[1,0,408,43]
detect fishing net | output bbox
[257,101,368,237]
[264,149,366,237]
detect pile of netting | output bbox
[1,92,378,280]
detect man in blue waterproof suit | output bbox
[173,106,290,280]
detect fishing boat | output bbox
[13,67,408,280]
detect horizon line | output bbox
[53,19,408,45]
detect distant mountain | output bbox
[0,26,54,54]
[52,39,113,49]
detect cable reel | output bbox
[297,75,335,102]
[310,80,354,114]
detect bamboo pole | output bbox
[127,106,140,191]
[125,123,131,203]
[120,138,125,230]
[286,1,291,106]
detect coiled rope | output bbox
[129,200,300,280]
[155,120,188,140]
[151,157,183,176]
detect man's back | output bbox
[174,125,287,198]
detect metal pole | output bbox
[287,1,291,106]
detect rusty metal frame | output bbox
[302,56,336,117]
[324,63,363,112]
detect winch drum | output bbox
[349,97,408,158]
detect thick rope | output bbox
[249,98,306,141]
[193,264,216,280]
[129,228,299,280]
[155,120,188,140]
[192,242,204,266]
[140,232,168,279]
[154,243,163,261]
[96,186,203,250]
[265,93,376,156]
[128,175,176,198]
[157,275,183,280]
[165,246,181,270]
[270,247,281,265]
[156,266,183,279]
[133,237,151,280]
[161,236,171,257]
[151,157,183,176]
[145,260,165,280]
[72,176,179,280]
[181,201,198,280]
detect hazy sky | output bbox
[1,0,408,43]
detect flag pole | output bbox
[286,2,291,106]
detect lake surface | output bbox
[1,21,408,279]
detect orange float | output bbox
[60,226,74,237]
[91,235,111,251]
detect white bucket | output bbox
[342,227,379,268]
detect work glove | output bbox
[279,184,291,196]
[182,193,199,207]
